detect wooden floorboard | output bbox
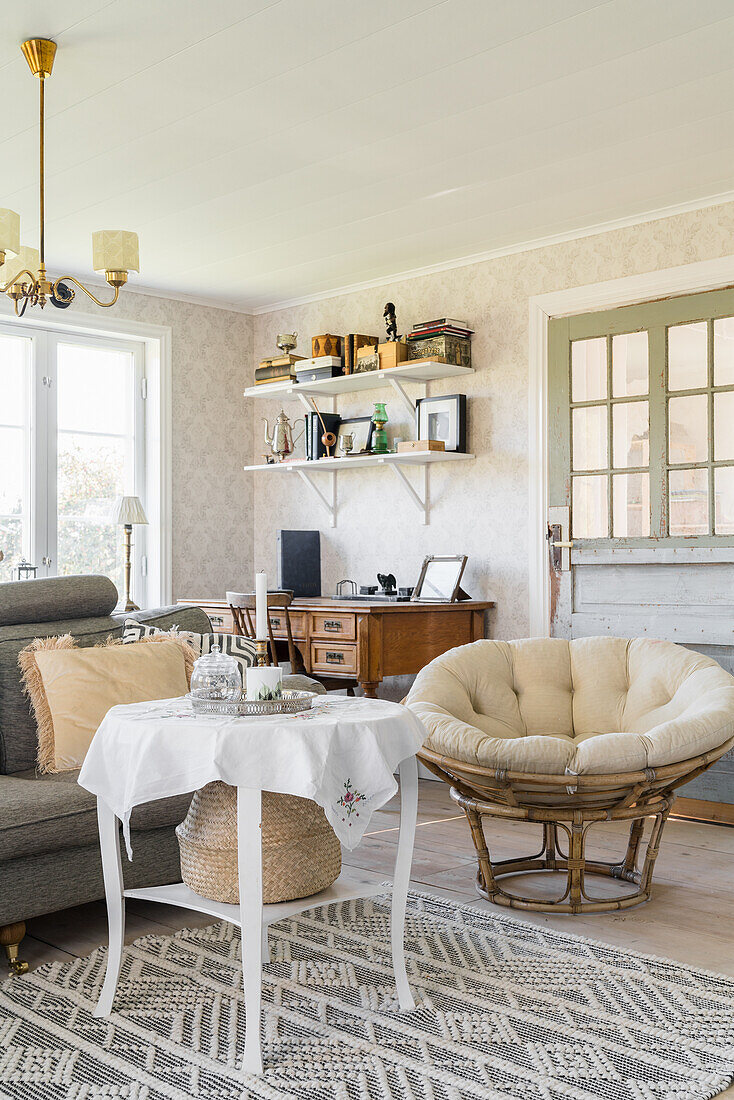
[11,779,734,1097]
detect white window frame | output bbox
[0,299,172,607]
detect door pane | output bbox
[0,333,31,581]
[714,467,734,534]
[572,338,606,402]
[668,322,707,391]
[713,317,734,386]
[669,394,708,464]
[612,332,648,396]
[613,473,650,536]
[572,405,607,470]
[572,475,608,538]
[714,391,734,461]
[612,401,648,468]
[56,342,135,595]
[669,468,708,535]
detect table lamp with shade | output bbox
[112,495,148,611]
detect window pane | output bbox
[669,468,708,535]
[669,394,708,464]
[572,338,606,402]
[714,391,734,461]
[714,317,734,386]
[668,322,707,391]
[612,332,648,397]
[715,467,734,534]
[613,473,650,536]
[612,401,648,468]
[56,344,136,595]
[572,405,607,470]
[572,475,608,538]
[0,335,31,581]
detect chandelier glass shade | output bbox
[0,39,139,316]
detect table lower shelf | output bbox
[124,868,386,930]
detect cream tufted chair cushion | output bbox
[406,637,734,776]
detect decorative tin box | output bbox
[312,334,343,358]
[407,335,471,368]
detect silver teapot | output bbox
[263,409,304,462]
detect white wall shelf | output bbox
[243,450,474,526]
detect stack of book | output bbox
[408,318,474,340]
[255,353,304,385]
[407,318,473,368]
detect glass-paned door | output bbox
[0,331,32,581]
[548,286,734,821]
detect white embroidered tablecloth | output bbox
[78,694,427,856]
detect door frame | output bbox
[528,255,734,637]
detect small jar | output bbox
[190,645,242,700]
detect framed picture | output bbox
[335,415,374,456]
[415,393,467,452]
[414,555,468,602]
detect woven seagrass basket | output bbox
[176,782,342,904]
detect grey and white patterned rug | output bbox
[1,889,733,1099]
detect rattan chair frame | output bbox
[419,735,734,914]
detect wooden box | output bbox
[407,334,471,368]
[377,341,409,370]
[396,439,446,453]
[344,333,378,374]
[312,334,342,359]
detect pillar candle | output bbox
[255,571,268,639]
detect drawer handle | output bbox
[269,617,281,627]
[210,616,223,626]
[324,620,342,631]
[325,651,345,663]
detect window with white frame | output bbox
[0,321,150,603]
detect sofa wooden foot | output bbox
[0,921,29,975]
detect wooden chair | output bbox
[226,590,357,695]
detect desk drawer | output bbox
[268,611,306,638]
[310,612,356,641]
[310,642,357,675]
[204,609,234,633]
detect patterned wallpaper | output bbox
[62,291,254,602]
[252,201,734,668]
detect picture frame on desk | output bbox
[416,393,467,453]
[414,555,469,603]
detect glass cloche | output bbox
[190,645,241,701]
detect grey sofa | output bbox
[0,575,235,973]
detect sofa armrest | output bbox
[112,604,212,635]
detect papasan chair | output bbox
[407,637,734,913]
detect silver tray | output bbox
[187,690,316,717]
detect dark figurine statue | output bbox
[383,302,398,342]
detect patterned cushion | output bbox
[122,618,257,675]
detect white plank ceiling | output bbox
[2,0,734,311]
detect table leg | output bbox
[361,681,379,699]
[391,755,418,1011]
[94,799,125,1018]
[237,787,263,1076]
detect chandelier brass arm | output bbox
[0,39,139,316]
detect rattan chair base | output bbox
[419,735,734,915]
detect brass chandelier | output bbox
[0,38,140,316]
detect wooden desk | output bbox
[176,597,494,697]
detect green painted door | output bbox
[548,288,734,814]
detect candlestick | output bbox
[255,571,268,640]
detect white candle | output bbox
[255,571,268,640]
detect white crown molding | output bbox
[251,188,734,316]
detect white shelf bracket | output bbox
[295,468,336,526]
[389,462,429,525]
[386,375,418,417]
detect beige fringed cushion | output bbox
[19,635,193,773]
[406,637,734,776]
